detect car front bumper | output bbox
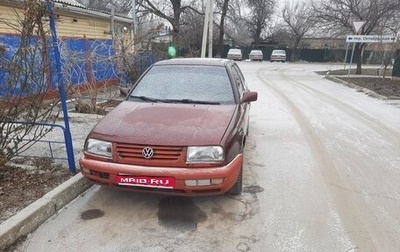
[79,154,243,196]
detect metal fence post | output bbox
[46,0,76,173]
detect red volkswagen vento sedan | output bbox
[79,58,257,196]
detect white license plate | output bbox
[116,176,175,188]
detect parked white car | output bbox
[227,48,243,61]
[249,50,263,61]
[270,50,286,62]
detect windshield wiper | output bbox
[163,99,221,105]
[130,96,221,105]
[129,95,160,103]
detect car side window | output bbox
[231,64,245,95]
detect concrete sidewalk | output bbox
[0,174,92,250]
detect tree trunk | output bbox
[217,0,229,58]
[171,0,182,48]
[291,37,301,61]
[354,43,363,74]
[172,26,180,47]
[253,26,262,45]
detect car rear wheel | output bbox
[228,167,243,195]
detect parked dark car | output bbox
[79,58,258,196]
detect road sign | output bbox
[346,35,397,43]
[352,21,365,34]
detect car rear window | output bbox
[228,49,241,54]
[130,65,235,104]
[272,50,286,55]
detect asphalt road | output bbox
[15,62,400,251]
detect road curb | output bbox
[324,75,389,100]
[0,173,92,250]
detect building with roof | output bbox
[0,0,133,39]
[0,0,134,92]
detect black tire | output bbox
[229,167,243,195]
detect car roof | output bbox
[153,58,231,67]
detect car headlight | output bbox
[85,138,112,157]
[186,146,224,163]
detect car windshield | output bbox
[129,65,235,104]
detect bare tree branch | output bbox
[0,0,62,164]
[282,1,316,60]
[312,0,400,73]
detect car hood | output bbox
[89,101,237,146]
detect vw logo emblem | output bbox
[142,147,154,159]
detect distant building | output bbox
[299,37,347,49]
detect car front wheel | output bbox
[228,167,243,195]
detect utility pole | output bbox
[132,0,137,34]
[207,0,213,58]
[201,0,212,58]
[111,5,115,40]
[131,0,137,50]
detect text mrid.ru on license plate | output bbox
[116,176,175,188]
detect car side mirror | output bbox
[241,91,258,103]
[120,87,130,96]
